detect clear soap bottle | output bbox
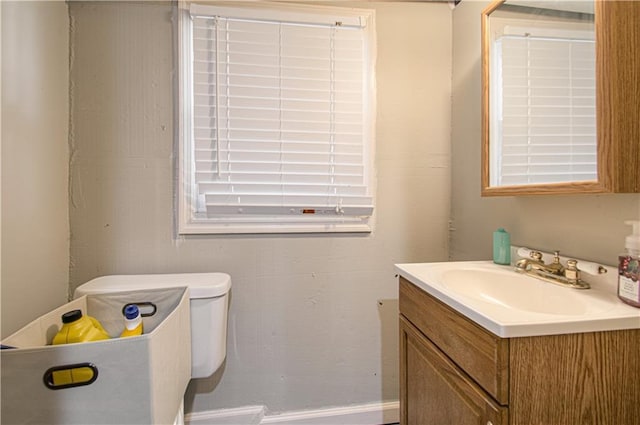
[618,220,640,308]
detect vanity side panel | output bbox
[509,329,640,425]
[399,278,510,404]
[596,0,640,193]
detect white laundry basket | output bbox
[1,287,191,425]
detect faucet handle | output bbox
[530,251,543,262]
[564,259,581,283]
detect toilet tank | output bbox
[74,273,231,379]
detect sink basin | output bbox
[441,269,592,316]
[395,261,640,337]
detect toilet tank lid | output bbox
[74,273,231,299]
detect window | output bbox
[489,23,596,186]
[178,2,376,234]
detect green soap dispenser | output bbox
[493,228,511,265]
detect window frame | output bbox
[177,1,377,235]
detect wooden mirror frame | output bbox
[481,0,640,196]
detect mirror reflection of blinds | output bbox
[496,34,596,186]
[190,10,373,217]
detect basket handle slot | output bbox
[122,302,157,317]
[43,362,98,390]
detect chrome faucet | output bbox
[515,250,590,289]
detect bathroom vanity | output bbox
[396,262,640,425]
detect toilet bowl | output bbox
[74,272,231,423]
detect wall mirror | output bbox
[481,0,640,196]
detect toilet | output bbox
[74,272,231,424]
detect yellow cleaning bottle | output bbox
[53,309,110,345]
[120,304,143,337]
[52,310,110,385]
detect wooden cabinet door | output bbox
[400,317,508,425]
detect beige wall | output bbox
[1,1,70,338]
[67,1,451,414]
[451,0,640,264]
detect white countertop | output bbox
[396,261,640,338]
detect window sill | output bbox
[178,216,372,235]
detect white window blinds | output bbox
[491,32,596,186]
[180,3,375,234]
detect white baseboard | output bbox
[185,401,399,425]
[186,405,265,425]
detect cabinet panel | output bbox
[399,278,509,404]
[510,330,640,425]
[400,317,507,425]
[596,0,640,193]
